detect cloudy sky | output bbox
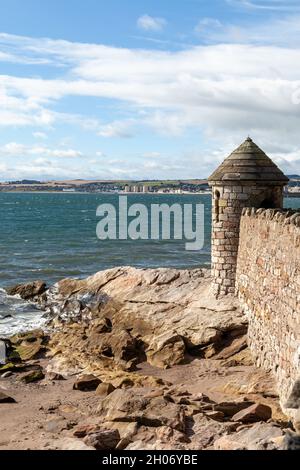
[1,0,300,181]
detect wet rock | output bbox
[0,391,16,403]
[146,333,186,369]
[232,403,272,423]
[214,423,284,450]
[214,399,255,417]
[58,438,95,451]
[20,369,45,384]
[9,330,48,361]
[6,281,46,300]
[83,429,120,450]
[73,374,101,392]
[96,382,115,398]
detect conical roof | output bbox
[208,137,289,184]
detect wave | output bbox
[0,288,48,337]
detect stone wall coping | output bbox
[241,207,300,227]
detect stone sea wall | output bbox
[236,208,300,411]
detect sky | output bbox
[1,0,300,181]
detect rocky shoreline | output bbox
[0,267,299,450]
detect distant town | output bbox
[0,176,300,196]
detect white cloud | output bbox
[137,15,167,32]
[227,0,300,11]
[98,120,135,138]
[1,31,300,175]
[0,142,82,159]
[33,131,48,139]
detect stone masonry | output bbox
[236,208,300,413]
[209,138,288,296]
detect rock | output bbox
[44,417,68,433]
[6,281,46,300]
[283,431,300,450]
[74,424,100,438]
[214,423,284,451]
[73,374,101,391]
[214,399,255,417]
[96,382,115,398]
[232,403,272,423]
[9,330,48,361]
[214,435,247,451]
[103,421,138,440]
[214,335,248,360]
[146,333,186,369]
[205,411,225,421]
[47,372,65,381]
[0,391,16,403]
[46,267,245,376]
[83,429,120,450]
[285,380,300,409]
[1,371,12,379]
[192,414,239,449]
[58,438,95,451]
[97,388,186,432]
[294,409,300,434]
[20,369,45,384]
[0,340,6,365]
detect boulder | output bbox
[214,423,284,451]
[96,382,115,398]
[0,391,16,403]
[6,281,46,300]
[74,424,100,438]
[73,375,101,391]
[97,388,186,432]
[283,432,300,450]
[20,369,45,384]
[214,399,255,417]
[83,429,120,450]
[146,333,186,369]
[232,403,272,423]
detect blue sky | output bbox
[0,0,300,181]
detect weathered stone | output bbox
[146,333,186,369]
[58,438,95,451]
[6,281,46,300]
[97,388,185,432]
[20,369,45,384]
[0,391,16,403]
[214,399,255,417]
[47,372,65,381]
[83,429,120,450]
[73,374,101,392]
[96,382,115,398]
[232,403,272,423]
[214,423,284,450]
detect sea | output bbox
[0,192,299,336]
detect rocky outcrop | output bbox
[43,267,246,378]
[6,281,47,300]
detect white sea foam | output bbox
[0,288,47,338]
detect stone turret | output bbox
[208,137,289,296]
